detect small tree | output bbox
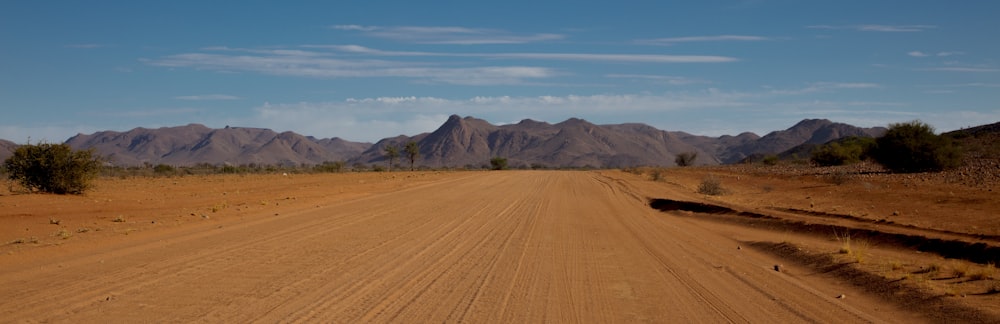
[3,143,100,194]
[384,145,400,171]
[871,121,962,173]
[404,141,420,171]
[489,157,508,170]
[674,152,698,167]
[811,137,875,167]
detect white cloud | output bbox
[174,94,241,100]
[331,25,377,31]
[807,24,936,32]
[909,50,964,58]
[309,44,738,63]
[936,51,964,57]
[605,74,709,85]
[489,53,737,63]
[144,50,555,85]
[636,35,770,45]
[330,25,565,44]
[767,82,881,95]
[921,67,1000,73]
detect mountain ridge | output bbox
[2,116,892,168]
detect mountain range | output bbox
[1,116,887,168]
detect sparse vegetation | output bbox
[970,263,996,280]
[810,136,875,166]
[3,142,101,194]
[490,157,508,170]
[649,169,664,181]
[834,230,869,263]
[825,170,851,185]
[384,145,400,171]
[153,164,176,175]
[313,161,345,173]
[871,120,962,173]
[697,176,725,195]
[762,155,779,166]
[404,141,420,171]
[674,152,698,167]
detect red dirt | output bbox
[1,169,997,322]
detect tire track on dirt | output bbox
[1,171,903,322]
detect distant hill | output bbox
[64,124,371,167]
[0,139,16,162]
[0,116,898,168]
[350,115,885,168]
[946,121,1000,160]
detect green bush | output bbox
[490,157,508,170]
[153,164,176,175]
[3,143,100,194]
[871,121,962,173]
[811,137,875,167]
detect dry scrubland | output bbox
[1,168,998,322]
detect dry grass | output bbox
[698,175,726,196]
[969,263,996,280]
[834,230,869,264]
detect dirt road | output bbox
[1,171,890,322]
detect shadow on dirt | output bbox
[649,198,1000,265]
[748,241,1000,323]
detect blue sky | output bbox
[2,1,998,143]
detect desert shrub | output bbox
[3,143,100,194]
[871,121,962,172]
[153,164,176,175]
[697,176,725,195]
[490,157,508,170]
[762,155,779,166]
[650,169,664,181]
[811,137,875,167]
[674,152,698,167]
[825,170,851,185]
[314,161,345,173]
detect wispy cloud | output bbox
[144,50,555,85]
[909,50,964,57]
[636,35,770,45]
[65,44,104,49]
[920,67,1000,72]
[331,25,564,44]
[174,94,241,101]
[605,74,709,85]
[307,44,739,63]
[808,24,936,32]
[767,82,881,95]
[244,92,755,141]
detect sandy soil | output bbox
[0,170,996,322]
